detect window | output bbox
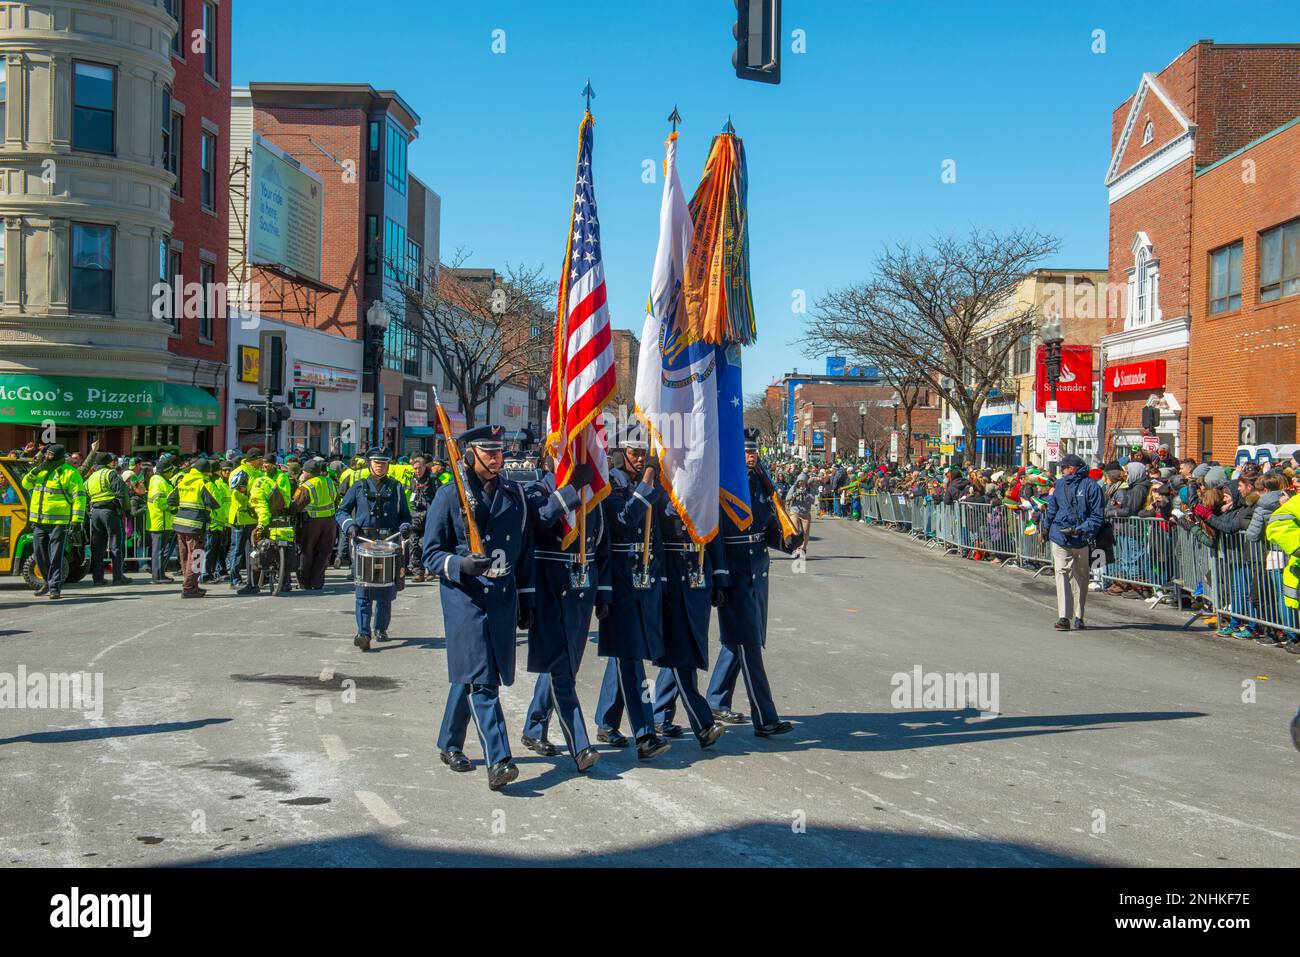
[365,216,379,275]
[0,229,5,301]
[199,262,214,340]
[385,122,407,194]
[1199,417,1213,462]
[1208,242,1242,315]
[73,62,115,154]
[1259,218,1300,303]
[200,130,216,210]
[1013,332,1031,376]
[166,0,183,56]
[367,121,380,182]
[407,239,422,291]
[168,249,182,333]
[1127,234,1160,328]
[1240,415,1296,447]
[0,68,6,138]
[1142,121,1153,145]
[167,111,183,195]
[384,315,404,371]
[70,224,114,314]
[202,2,218,80]
[383,218,406,282]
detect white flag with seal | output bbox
[635,132,719,543]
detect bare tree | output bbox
[744,393,784,448]
[390,248,555,428]
[804,228,1059,456]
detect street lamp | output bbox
[366,300,392,451]
[1040,312,1065,401]
[890,391,901,431]
[830,411,839,456]
[858,401,867,460]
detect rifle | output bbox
[755,461,798,542]
[431,387,485,556]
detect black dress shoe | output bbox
[636,735,672,761]
[656,722,685,738]
[574,747,600,773]
[1054,617,1070,631]
[699,723,726,749]
[353,632,372,652]
[487,759,519,791]
[521,736,559,757]
[596,728,629,748]
[754,720,793,737]
[373,629,389,642]
[711,708,745,725]
[440,749,472,772]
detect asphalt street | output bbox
[1,516,1296,867]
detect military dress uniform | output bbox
[336,449,412,648]
[422,426,534,790]
[517,470,607,772]
[593,431,673,760]
[649,501,728,748]
[706,431,795,736]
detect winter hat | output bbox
[1204,466,1229,489]
[1124,461,1147,485]
[1088,467,1104,481]
[1192,463,1212,480]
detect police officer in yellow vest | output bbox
[202,457,234,584]
[227,451,263,593]
[248,458,293,593]
[294,457,337,592]
[146,453,179,584]
[85,451,133,586]
[1265,492,1300,655]
[170,459,220,598]
[20,444,88,599]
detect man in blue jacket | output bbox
[1043,453,1106,632]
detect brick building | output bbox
[1100,41,1300,459]
[162,0,230,455]
[610,328,639,409]
[792,380,940,463]
[1188,118,1300,462]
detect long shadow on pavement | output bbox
[167,821,1104,867]
[0,717,232,746]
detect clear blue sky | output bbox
[233,0,1298,397]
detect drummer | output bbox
[336,447,412,651]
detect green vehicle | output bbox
[0,457,90,590]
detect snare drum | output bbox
[355,540,399,589]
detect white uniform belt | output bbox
[535,550,582,564]
[663,543,702,553]
[726,533,765,544]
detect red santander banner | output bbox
[1034,344,1093,413]
[1104,358,1166,393]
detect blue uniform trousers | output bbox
[227,524,252,587]
[354,584,393,634]
[438,683,511,766]
[523,670,592,766]
[706,643,780,729]
[594,656,654,741]
[652,667,717,740]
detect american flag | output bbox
[547,112,613,547]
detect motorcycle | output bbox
[250,524,299,596]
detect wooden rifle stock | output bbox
[756,462,798,541]
[432,387,485,556]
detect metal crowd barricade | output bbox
[955,502,1019,564]
[859,492,878,524]
[877,490,897,526]
[893,493,912,532]
[1098,516,1178,593]
[1008,507,1053,576]
[1207,533,1298,636]
[935,502,962,553]
[1172,523,1212,603]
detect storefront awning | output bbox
[0,374,218,427]
[976,413,1013,436]
[403,426,435,437]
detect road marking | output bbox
[321,734,349,762]
[1165,800,1297,842]
[355,790,405,827]
[316,698,333,715]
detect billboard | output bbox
[1034,344,1093,413]
[825,357,846,376]
[249,133,324,282]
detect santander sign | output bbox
[1105,359,1166,393]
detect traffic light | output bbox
[271,403,293,428]
[257,329,286,396]
[1141,403,1160,433]
[733,0,781,84]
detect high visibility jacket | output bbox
[21,463,88,525]
[1265,494,1300,610]
[146,472,176,533]
[301,475,337,519]
[227,464,263,526]
[209,478,231,531]
[251,474,289,529]
[274,470,293,506]
[86,467,128,510]
[172,469,219,535]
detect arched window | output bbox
[1142,121,1154,146]
[1127,233,1160,329]
[1134,247,1149,324]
